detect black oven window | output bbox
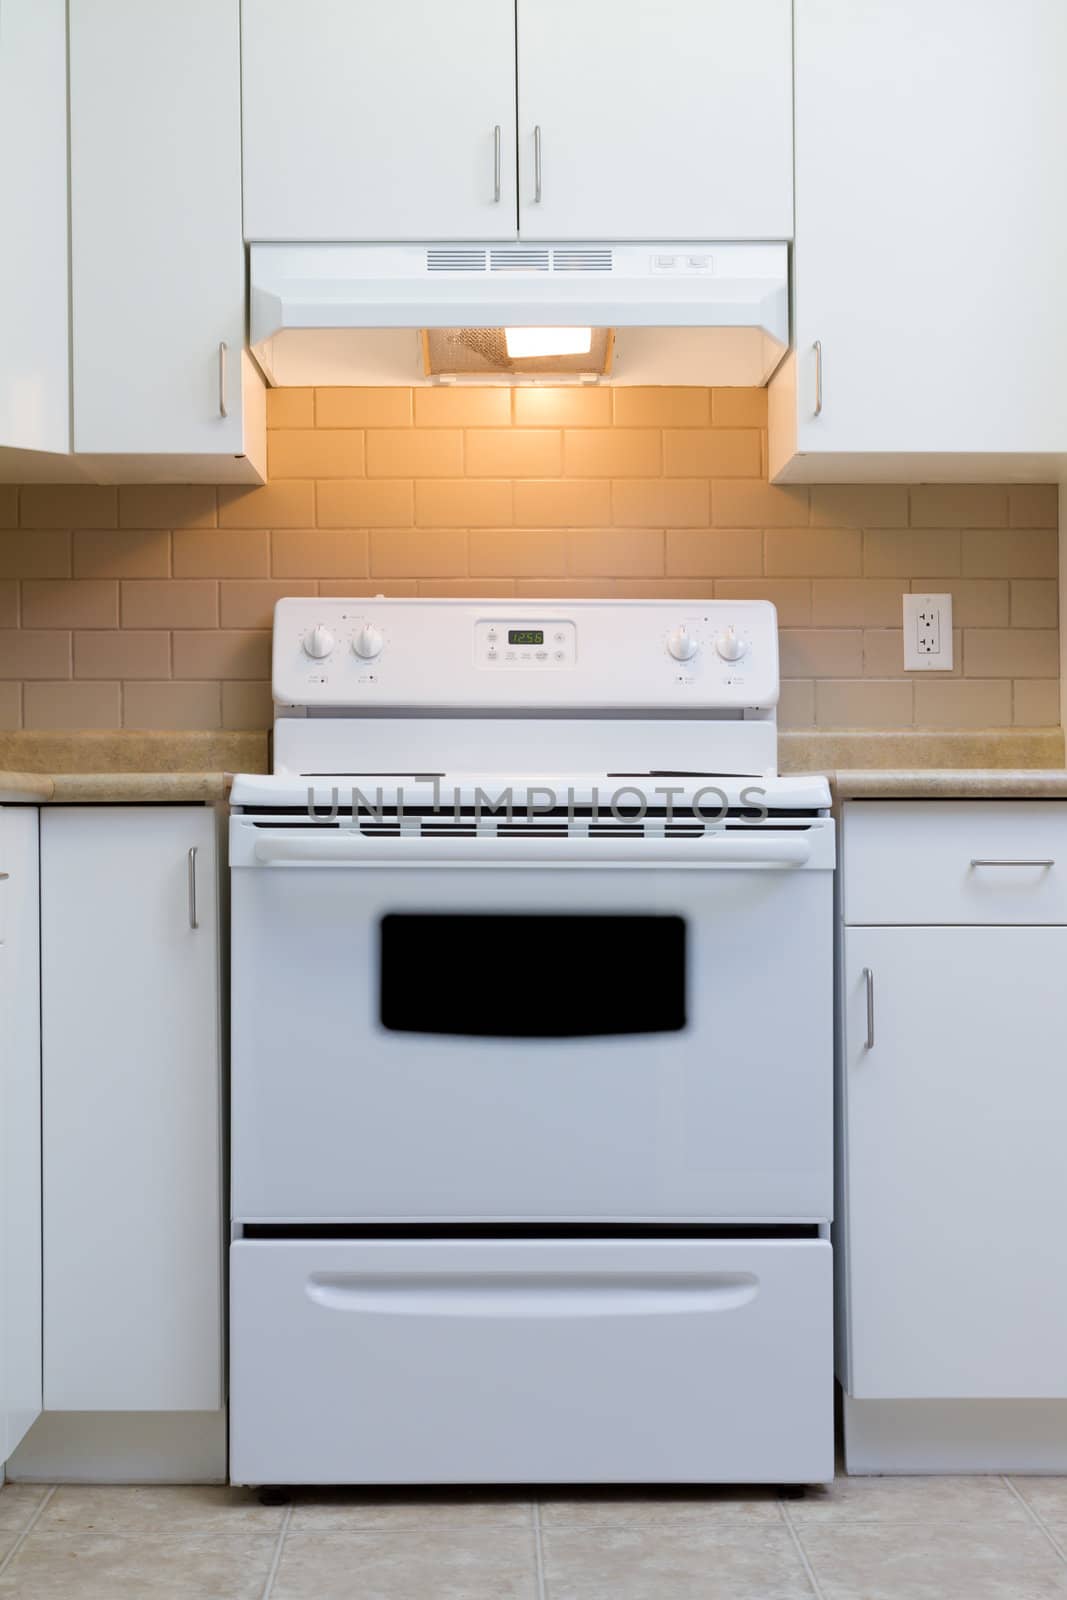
[379,913,687,1038]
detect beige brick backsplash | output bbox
[515,387,611,427]
[1010,579,1058,628]
[22,580,118,630]
[123,681,222,731]
[964,627,1059,677]
[766,529,861,578]
[20,486,118,530]
[173,529,269,579]
[809,485,910,529]
[117,485,216,530]
[268,429,365,479]
[74,630,170,680]
[513,480,612,527]
[317,387,413,428]
[816,680,915,730]
[910,485,1010,528]
[73,529,169,579]
[218,579,316,630]
[962,527,1057,578]
[863,528,960,577]
[271,529,369,578]
[122,581,219,630]
[612,480,708,527]
[811,579,901,627]
[913,679,1014,729]
[666,529,763,577]
[469,531,567,578]
[25,682,121,730]
[0,387,1056,733]
[1013,679,1060,726]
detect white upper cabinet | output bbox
[242,0,519,242]
[69,0,264,481]
[770,0,1067,482]
[0,0,74,478]
[516,0,793,241]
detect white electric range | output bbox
[228,596,835,1487]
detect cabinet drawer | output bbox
[230,1237,833,1484]
[843,801,1067,925]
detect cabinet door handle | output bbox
[970,857,1055,868]
[0,872,9,881]
[492,124,501,202]
[862,967,874,1050]
[187,846,199,930]
[813,339,823,417]
[218,341,228,419]
[533,125,543,203]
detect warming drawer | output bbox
[229,1237,833,1485]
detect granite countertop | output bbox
[0,728,1063,805]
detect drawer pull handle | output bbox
[306,1271,759,1317]
[862,967,875,1050]
[969,858,1055,868]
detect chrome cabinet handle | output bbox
[218,341,228,418]
[187,846,199,930]
[492,124,501,202]
[813,339,823,417]
[0,872,9,881]
[970,858,1055,868]
[862,967,874,1050]
[533,125,543,202]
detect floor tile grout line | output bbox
[532,1501,547,1600]
[259,1502,293,1600]
[778,1499,829,1600]
[1001,1476,1067,1566]
[0,1484,57,1579]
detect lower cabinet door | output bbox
[0,809,41,1461]
[843,927,1067,1399]
[230,1238,833,1484]
[41,807,222,1411]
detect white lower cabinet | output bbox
[840,800,1067,1452]
[40,808,222,1412]
[231,1237,833,1485]
[0,810,42,1463]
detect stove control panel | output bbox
[274,598,779,710]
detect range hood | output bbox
[249,242,789,388]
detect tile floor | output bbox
[0,1477,1066,1598]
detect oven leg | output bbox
[258,1486,292,1506]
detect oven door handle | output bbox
[250,833,813,868]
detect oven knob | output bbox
[302,625,335,659]
[715,627,748,662]
[667,627,699,662]
[353,624,384,660]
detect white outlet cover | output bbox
[903,593,953,671]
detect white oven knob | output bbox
[667,626,699,662]
[353,624,384,660]
[715,627,748,662]
[303,625,335,659]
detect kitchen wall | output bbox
[0,385,1057,732]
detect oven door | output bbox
[230,822,834,1223]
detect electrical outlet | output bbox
[903,593,953,671]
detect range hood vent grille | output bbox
[426,249,487,272]
[490,248,550,272]
[424,248,614,276]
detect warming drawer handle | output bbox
[970,857,1055,869]
[251,833,812,869]
[306,1271,759,1318]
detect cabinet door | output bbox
[774,0,1067,474]
[242,0,518,241]
[0,810,41,1461]
[843,928,1067,1399]
[41,808,222,1411]
[0,0,68,457]
[69,0,258,462]
[516,0,792,241]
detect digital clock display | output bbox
[508,629,544,645]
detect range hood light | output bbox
[504,326,593,359]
